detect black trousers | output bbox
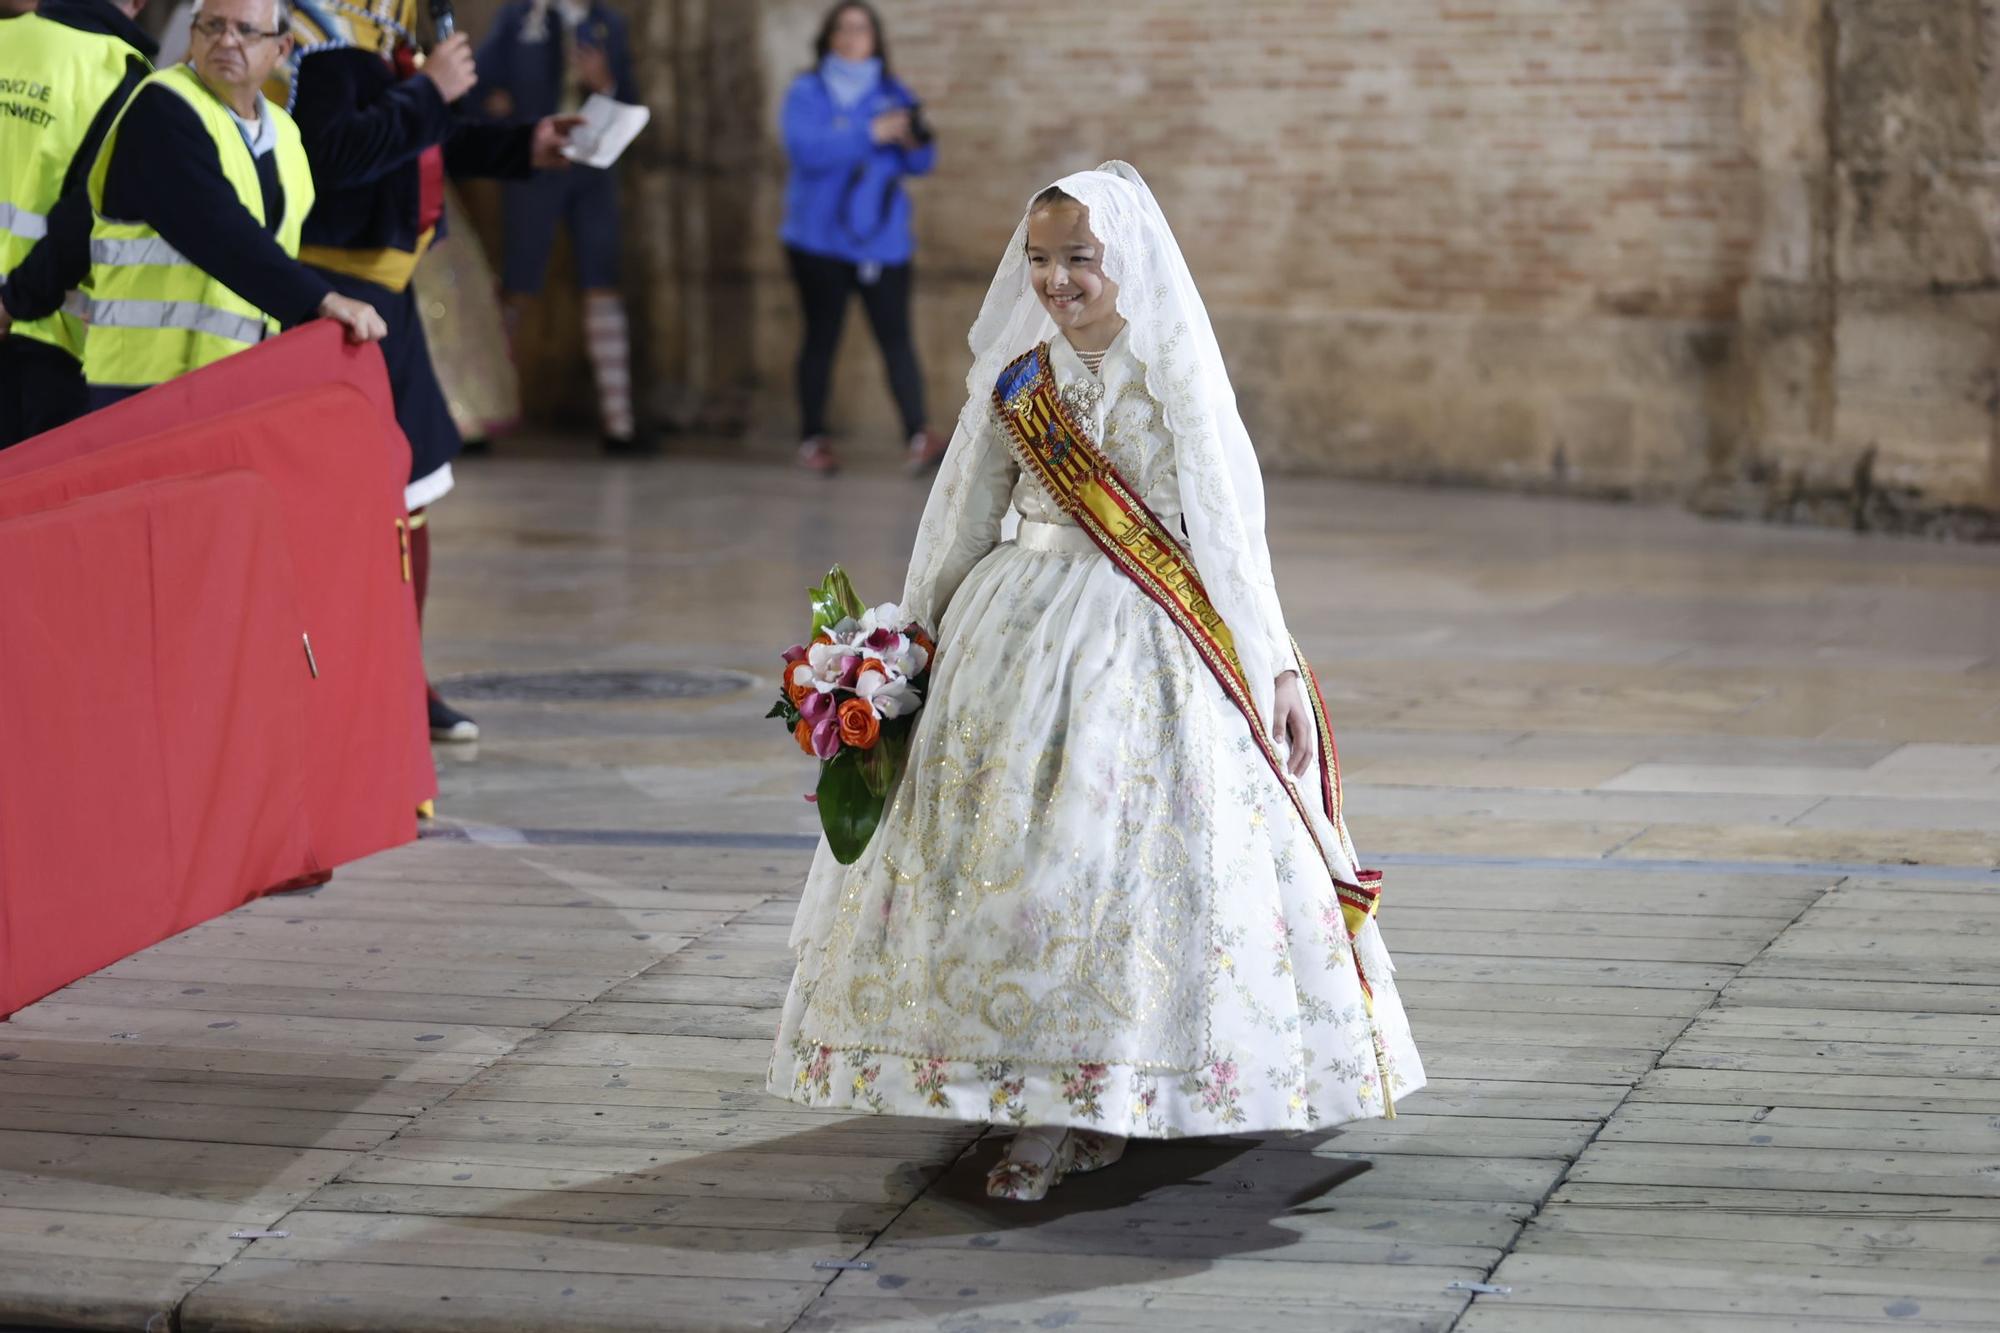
[314,269,461,486]
[786,245,925,440]
[0,335,89,449]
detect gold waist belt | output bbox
[298,226,437,294]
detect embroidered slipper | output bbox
[1068,1130,1127,1173]
[985,1127,1076,1202]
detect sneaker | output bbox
[798,437,839,473]
[905,429,947,475]
[428,693,480,743]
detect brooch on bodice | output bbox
[1058,375,1104,420]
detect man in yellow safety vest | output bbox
[80,0,384,410]
[0,0,154,445]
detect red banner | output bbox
[0,325,435,1015]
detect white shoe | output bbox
[985,1126,1077,1202]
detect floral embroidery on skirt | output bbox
[770,536,1424,1136]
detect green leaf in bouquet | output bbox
[858,729,909,799]
[816,748,887,865]
[808,565,868,638]
[828,566,866,620]
[766,696,800,725]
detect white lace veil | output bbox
[902,160,1292,721]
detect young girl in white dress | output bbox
[769,161,1424,1200]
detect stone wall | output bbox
[1721,0,2000,532]
[467,0,2000,525]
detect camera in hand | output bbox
[906,103,934,147]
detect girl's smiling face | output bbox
[1026,202,1123,347]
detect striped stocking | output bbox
[583,290,634,440]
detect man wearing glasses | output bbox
[0,0,156,446]
[80,0,386,408]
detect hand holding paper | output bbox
[562,93,652,169]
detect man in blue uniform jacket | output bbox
[281,0,580,744]
[474,0,642,455]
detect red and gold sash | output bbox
[993,342,1389,1007]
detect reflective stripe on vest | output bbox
[83,65,314,387]
[0,201,49,241]
[90,235,186,267]
[0,13,147,358]
[88,298,267,346]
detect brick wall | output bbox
[468,1,1999,521]
[728,0,1759,496]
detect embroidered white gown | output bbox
[768,329,1424,1135]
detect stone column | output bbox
[623,0,768,433]
[1727,0,2000,531]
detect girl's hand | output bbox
[1273,671,1313,779]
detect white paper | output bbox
[562,93,651,169]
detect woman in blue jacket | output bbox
[781,1,941,474]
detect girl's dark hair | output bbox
[814,2,893,78]
[1024,187,1085,252]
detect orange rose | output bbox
[911,630,936,661]
[794,718,817,755]
[858,658,889,681]
[785,665,812,708]
[836,697,881,750]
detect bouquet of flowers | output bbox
[768,567,934,864]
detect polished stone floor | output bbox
[1,455,1995,1331]
[421,455,2000,864]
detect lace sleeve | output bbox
[901,404,1018,633]
[1261,584,1296,675]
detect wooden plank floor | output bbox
[14,847,1988,1332]
[1469,875,2000,1332]
[4,463,1997,1332]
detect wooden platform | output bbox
[3,461,1996,1331]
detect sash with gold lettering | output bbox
[993,343,1389,1014]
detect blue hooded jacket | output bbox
[780,66,936,267]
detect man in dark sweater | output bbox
[283,1,578,742]
[0,0,155,443]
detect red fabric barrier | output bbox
[0,323,403,490]
[0,327,434,1016]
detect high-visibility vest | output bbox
[0,13,146,359]
[83,63,314,387]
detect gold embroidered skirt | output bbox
[770,531,1425,1135]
